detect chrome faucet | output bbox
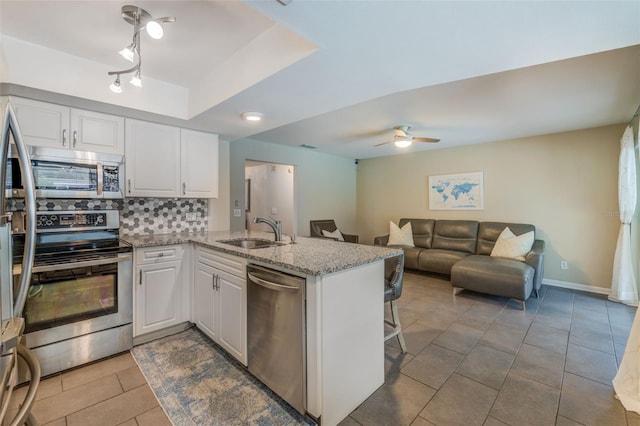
[253,217,283,241]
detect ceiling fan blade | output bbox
[374,141,392,147]
[413,137,440,143]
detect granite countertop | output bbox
[121,230,402,275]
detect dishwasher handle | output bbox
[248,272,299,293]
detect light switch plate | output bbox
[234,209,241,217]
[271,207,278,215]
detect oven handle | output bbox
[97,162,103,196]
[29,253,133,274]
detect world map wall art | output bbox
[428,172,484,210]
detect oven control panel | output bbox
[37,212,107,229]
[10,210,120,234]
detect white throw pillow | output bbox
[322,229,344,242]
[490,227,534,261]
[388,221,415,247]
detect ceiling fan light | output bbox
[118,44,135,62]
[109,75,122,93]
[145,20,164,39]
[394,139,412,148]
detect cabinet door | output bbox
[135,260,183,337]
[218,271,246,365]
[9,97,69,148]
[71,109,124,154]
[180,129,218,198]
[125,119,181,197]
[194,262,219,341]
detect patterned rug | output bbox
[131,327,315,425]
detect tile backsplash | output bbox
[120,198,208,235]
[8,198,208,235]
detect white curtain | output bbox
[612,123,640,412]
[609,125,638,306]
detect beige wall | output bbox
[357,124,626,290]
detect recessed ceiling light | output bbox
[241,112,264,122]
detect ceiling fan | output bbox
[375,125,440,148]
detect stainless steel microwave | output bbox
[6,146,124,199]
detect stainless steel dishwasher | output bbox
[247,264,306,414]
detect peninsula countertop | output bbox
[120,230,402,276]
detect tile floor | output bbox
[344,272,638,426]
[6,352,171,426]
[7,271,638,426]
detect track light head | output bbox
[118,43,136,62]
[129,70,142,87]
[109,75,122,93]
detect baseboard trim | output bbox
[542,278,610,295]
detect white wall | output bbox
[230,138,357,237]
[208,139,230,231]
[246,163,295,235]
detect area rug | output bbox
[131,327,315,425]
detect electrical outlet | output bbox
[185,212,196,222]
[233,209,241,217]
[271,207,278,215]
[560,260,568,270]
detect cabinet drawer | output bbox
[196,246,245,278]
[137,245,184,265]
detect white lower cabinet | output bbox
[194,247,247,365]
[134,245,187,337]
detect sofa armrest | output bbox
[374,234,389,246]
[343,233,359,243]
[525,239,545,293]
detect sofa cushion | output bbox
[418,249,471,275]
[431,220,478,254]
[476,222,535,255]
[322,228,344,241]
[452,255,535,301]
[388,221,415,246]
[399,218,435,249]
[490,227,534,261]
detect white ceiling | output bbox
[1,0,639,159]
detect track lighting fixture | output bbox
[108,5,175,94]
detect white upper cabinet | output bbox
[180,129,218,198]
[125,119,181,197]
[70,109,124,154]
[7,97,124,154]
[125,119,219,198]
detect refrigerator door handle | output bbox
[2,105,37,318]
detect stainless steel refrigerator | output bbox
[0,103,40,425]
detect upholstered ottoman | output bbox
[451,255,535,309]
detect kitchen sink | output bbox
[218,238,285,249]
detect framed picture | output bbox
[428,172,484,210]
[245,179,251,212]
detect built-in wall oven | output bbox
[6,145,124,199]
[11,210,132,378]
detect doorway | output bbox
[245,160,296,235]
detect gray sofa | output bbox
[374,219,545,308]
